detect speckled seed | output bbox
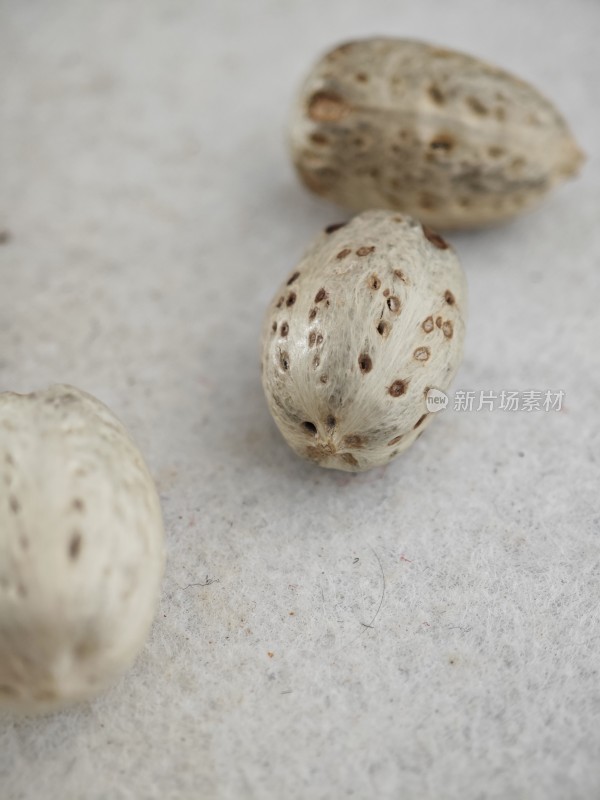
[289,38,584,229]
[261,210,467,472]
[0,385,165,713]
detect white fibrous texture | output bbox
[290,38,584,229]
[0,385,165,712]
[261,210,467,472]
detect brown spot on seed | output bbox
[428,84,445,104]
[383,289,390,297]
[275,296,284,308]
[340,453,359,467]
[326,415,336,429]
[308,90,351,122]
[431,47,454,58]
[442,320,453,338]
[279,351,290,371]
[436,316,442,328]
[69,531,82,560]
[326,42,354,61]
[308,331,317,347]
[298,164,337,193]
[420,193,439,210]
[422,316,435,333]
[72,498,85,512]
[310,132,328,145]
[422,225,449,249]
[280,322,289,337]
[302,421,317,436]
[325,222,346,234]
[309,307,318,321]
[355,72,368,83]
[74,636,99,660]
[389,379,408,397]
[9,495,19,513]
[319,374,328,384]
[394,269,407,282]
[369,274,381,290]
[356,246,375,257]
[414,347,431,361]
[316,333,324,345]
[377,320,389,337]
[387,296,401,313]
[429,133,454,151]
[388,434,404,446]
[343,434,364,448]
[414,414,428,429]
[336,248,352,260]
[488,146,505,158]
[444,290,456,305]
[467,96,488,115]
[286,292,296,307]
[314,288,327,303]
[313,355,320,368]
[287,271,300,286]
[271,321,277,333]
[358,354,373,373]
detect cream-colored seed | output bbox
[0,385,165,713]
[289,38,584,229]
[261,210,467,472]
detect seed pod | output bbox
[261,210,467,471]
[289,38,584,229]
[0,385,165,712]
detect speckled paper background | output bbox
[0,1,599,798]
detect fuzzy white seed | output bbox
[0,385,165,712]
[261,210,468,471]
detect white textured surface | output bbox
[0,1,599,798]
